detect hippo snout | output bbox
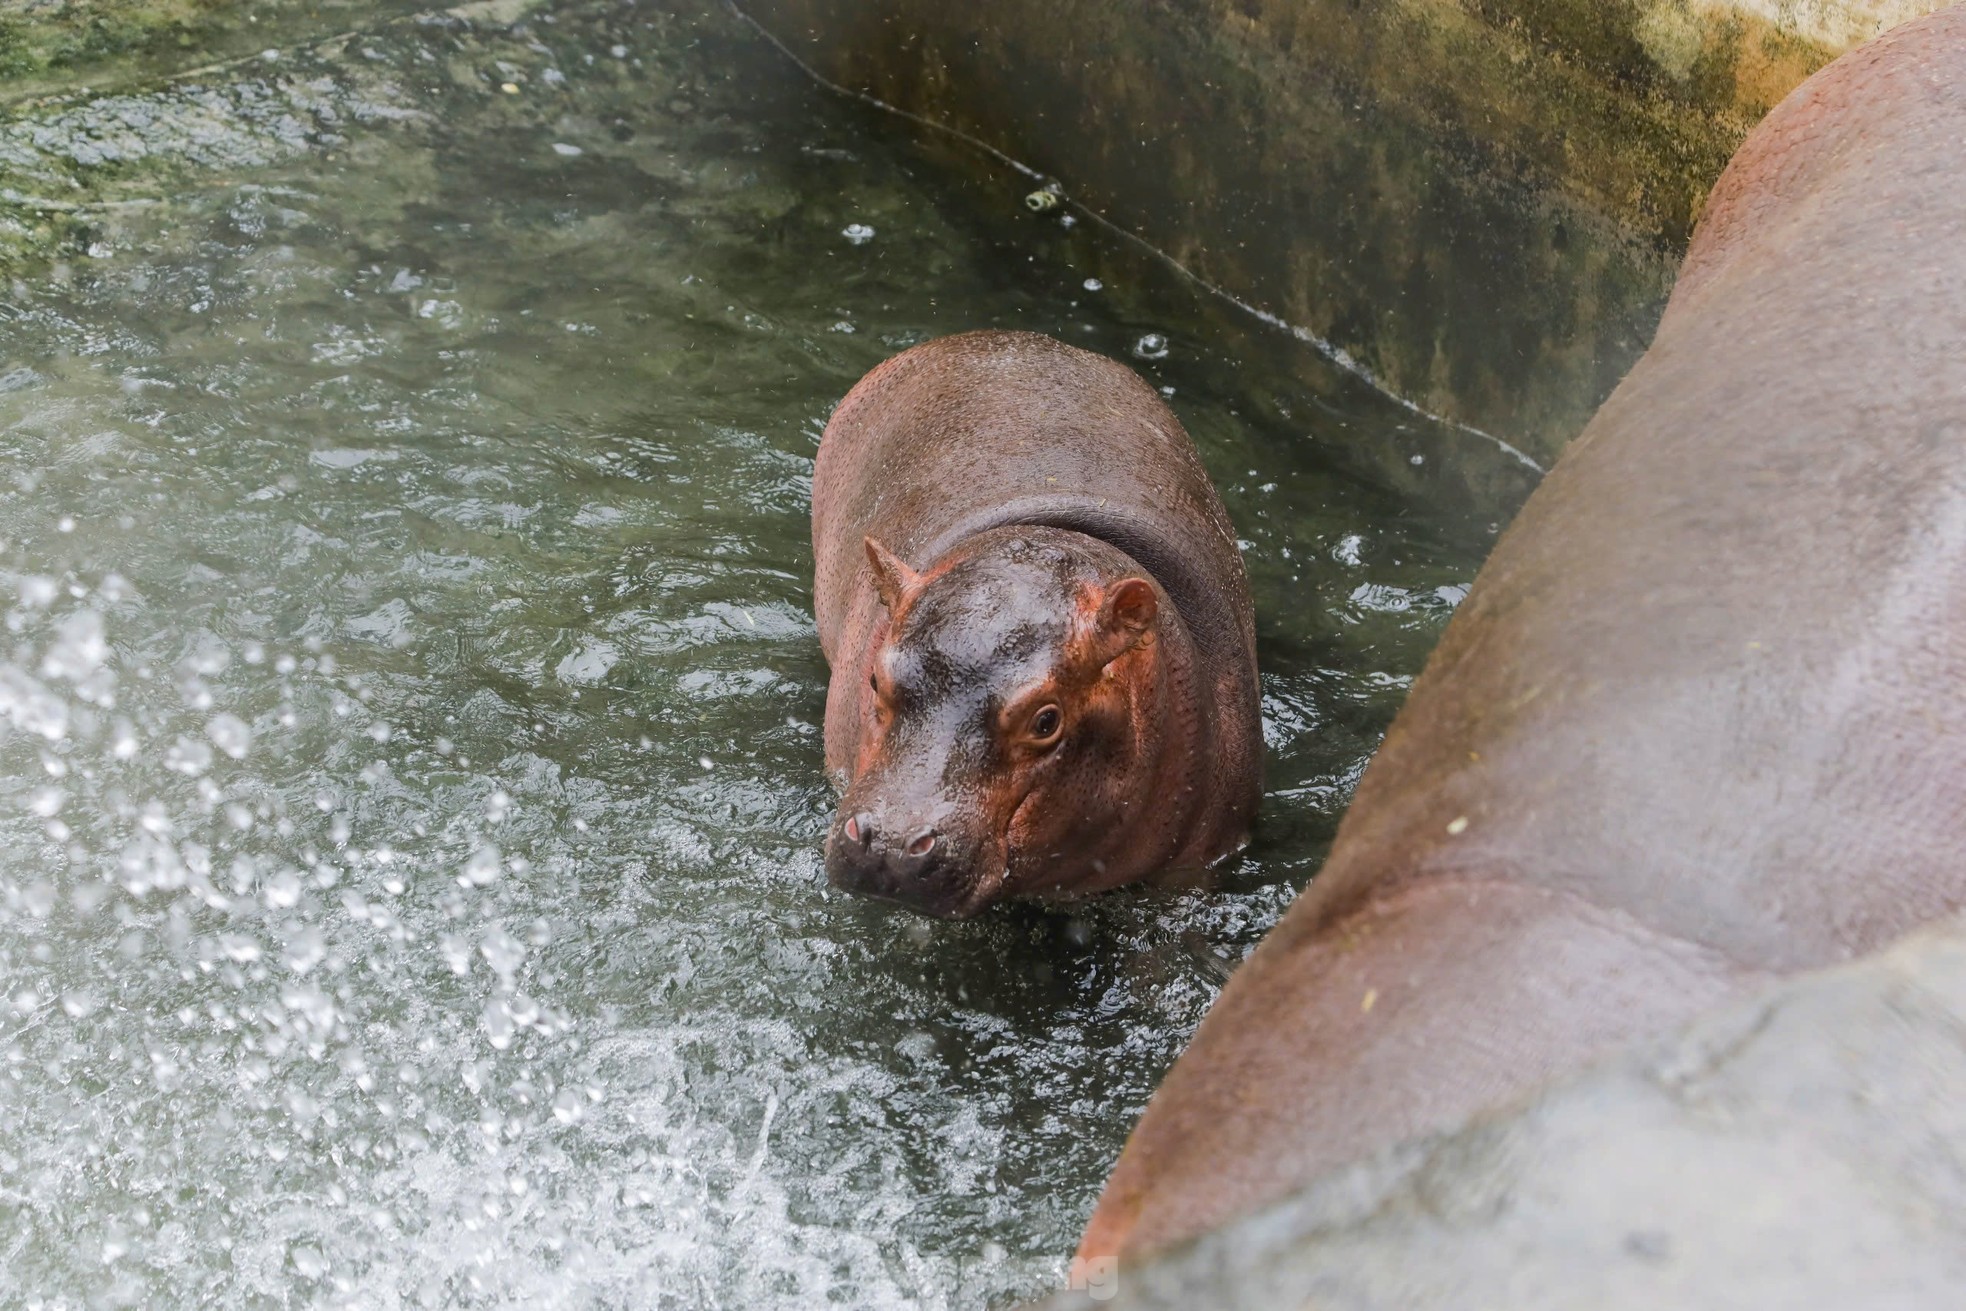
[825,810,980,918]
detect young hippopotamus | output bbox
[810,331,1262,918]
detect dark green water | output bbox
[0,2,1536,1305]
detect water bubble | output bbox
[480,925,525,990]
[282,983,337,1033]
[120,836,185,894]
[263,869,303,909]
[26,785,65,817]
[458,844,501,888]
[1023,189,1059,213]
[1133,333,1170,360]
[206,713,252,760]
[1082,277,1103,292]
[551,143,584,157]
[219,934,262,964]
[291,1245,328,1279]
[439,934,472,977]
[41,610,107,680]
[483,999,516,1050]
[551,1087,584,1125]
[21,881,56,916]
[183,635,231,677]
[841,223,875,245]
[18,575,58,607]
[165,736,213,777]
[282,927,326,976]
[506,993,541,1029]
[0,667,69,740]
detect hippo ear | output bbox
[864,536,922,613]
[1090,577,1158,666]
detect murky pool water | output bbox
[0,2,1537,1305]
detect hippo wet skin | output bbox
[1077,8,1966,1267]
[810,330,1262,918]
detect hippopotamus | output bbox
[1078,7,1966,1268]
[810,330,1262,918]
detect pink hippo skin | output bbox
[809,331,1263,919]
[1080,7,1966,1266]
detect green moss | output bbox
[0,1,217,82]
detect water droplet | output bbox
[552,142,584,157]
[162,735,212,777]
[551,1087,584,1124]
[480,924,525,990]
[1133,333,1170,360]
[483,999,516,1050]
[206,713,252,759]
[263,869,302,909]
[219,934,262,964]
[282,927,326,975]
[1082,277,1103,292]
[458,844,501,888]
[841,223,875,245]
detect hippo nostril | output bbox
[905,829,937,858]
[845,813,874,847]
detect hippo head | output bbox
[825,525,1176,918]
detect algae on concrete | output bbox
[735,0,1948,461]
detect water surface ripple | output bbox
[0,2,1536,1305]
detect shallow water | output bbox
[0,2,1537,1306]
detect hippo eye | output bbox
[1029,705,1062,742]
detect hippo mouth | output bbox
[823,808,1012,920]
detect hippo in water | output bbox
[810,331,1262,918]
[1078,6,1966,1269]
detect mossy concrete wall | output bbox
[735,0,1947,462]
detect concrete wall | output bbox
[736,0,1947,462]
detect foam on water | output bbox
[0,2,1536,1306]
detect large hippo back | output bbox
[812,331,1255,703]
[1081,8,1966,1264]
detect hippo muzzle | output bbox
[823,791,1002,919]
